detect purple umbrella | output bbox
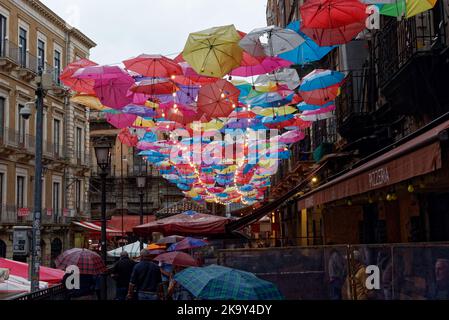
[123,105,157,117]
[225,118,260,129]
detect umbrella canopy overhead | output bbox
[182,25,243,78]
[55,248,107,275]
[198,79,240,118]
[378,0,437,18]
[240,25,305,57]
[174,265,284,300]
[123,54,183,77]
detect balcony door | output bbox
[52,182,60,222]
[53,119,60,156]
[0,14,6,57]
[0,97,5,142]
[19,27,27,67]
[18,104,26,146]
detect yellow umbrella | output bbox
[255,106,297,117]
[203,119,225,131]
[380,0,437,18]
[217,165,236,174]
[182,25,243,78]
[133,117,155,128]
[70,94,106,111]
[145,100,159,109]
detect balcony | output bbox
[0,127,35,160]
[0,205,72,226]
[336,69,375,142]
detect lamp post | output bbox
[136,176,146,251]
[94,142,111,300]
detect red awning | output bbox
[134,212,231,236]
[72,221,123,236]
[298,118,449,209]
[107,215,156,233]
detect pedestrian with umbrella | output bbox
[56,248,107,300]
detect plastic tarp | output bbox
[0,258,64,285]
[107,241,148,258]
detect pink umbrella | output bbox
[302,104,336,115]
[106,113,137,129]
[230,57,293,77]
[279,130,305,144]
[94,76,135,109]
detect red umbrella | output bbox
[198,79,240,118]
[123,54,183,78]
[153,252,198,267]
[300,83,340,106]
[118,128,139,147]
[55,248,107,275]
[60,58,98,94]
[131,79,178,95]
[300,0,368,46]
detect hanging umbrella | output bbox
[73,65,130,80]
[167,237,208,252]
[300,84,340,106]
[300,0,368,46]
[174,265,284,300]
[70,94,106,111]
[279,20,336,65]
[197,79,240,118]
[255,68,301,90]
[55,248,107,275]
[106,113,137,129]
[240,25,305,57]
[378,0,437,18]
[122,105,157,118]
[123,54,183,77]
[298,101,335,111]
[182,25,243,78]
[154,252,199,267]
[229,56,292,77]
[118,128,139,147]
[94,75,135,109]
[157,235,186,244]
[60,58,98,94]
[279,130,306,144]
[300,69,345,91]
[131,79,178,95]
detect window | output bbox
[18,104,26,145]
[19,27,27,67]
[75,179,81,212]
[37,39,45,70]
[0,14,6,56]
[16,176,25,209]
[0,97,5,139]
[75,127,82,160]
[52,182,60,217]
[54,50,61,83]
[53,119,60,155]
[0,172,4,207]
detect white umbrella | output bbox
[300,112,335,122]
[107,241,148,258]
[240,26,305,57]
[255,68,301,90]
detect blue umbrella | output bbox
[168,237,208,252]
[244,92,294,108]
[300,69,345,92]
[298,101,335,111]
[279,21,336,65]
[123,105,156,118]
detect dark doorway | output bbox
[427,193,449,242]
[360,204,383,244]
[50,238,63,267]
[0,240,6,258]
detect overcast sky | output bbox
[41,0,268,65]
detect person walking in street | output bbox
[328,247,346,300]
[347,250,372,300]
[127,249,162,301]
[111,251,136,300]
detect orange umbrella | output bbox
[197,79,240,119]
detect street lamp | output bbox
[136,176,146,250]
[94,142,111,300]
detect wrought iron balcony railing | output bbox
[0,205,73,225]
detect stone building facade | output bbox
[0,0,95,265]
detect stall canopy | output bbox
[0,258,64,285]
[107,241,147,258]
[72,221,123,236]
[134,211,231,236]
[107,215,156,234]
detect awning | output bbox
[72,221,123,236]
[298,118,449,209]
[107,215,156,234]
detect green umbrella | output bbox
[174,265,283,300]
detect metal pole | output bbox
[30,68,44,293]
[100,171,108,300]
[139,192,144,251]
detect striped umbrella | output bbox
[174,265,284,300]
[55,248,107,275]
